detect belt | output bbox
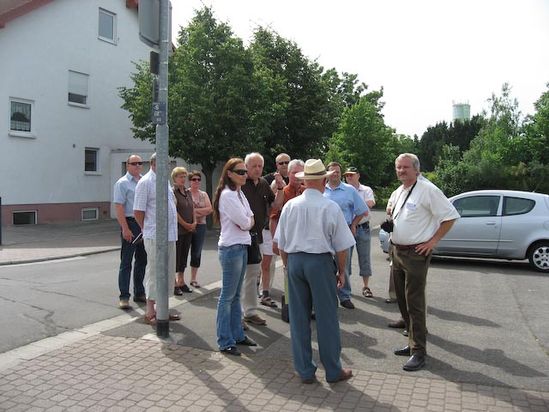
[390,241,419,250]
[357,222,369,229]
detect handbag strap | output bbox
[392,181,417,221]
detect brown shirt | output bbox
[174,187,194,235]
[241,177,275,243]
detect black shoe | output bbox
[385,298,396,303]
[393,345,411,356]
[402,329,409,337]
[220,346,241,356]
[311,312,316,320]
[340,300,355,309]
[174,287,183,296]
[301,376,317,384]
[388,319,406,328]
[180,284,193,293]
[403,354,425,371]
[236,336,257,346]
[133,295,147,303]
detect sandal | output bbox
[144,314,156,325]
[169,313,181,321]
[362,287,373,298]
[260,296,278,308]
[190,281,201,288]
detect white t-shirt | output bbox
[133,170,178,241]
[389,179,459,245]
[356,184,375,224]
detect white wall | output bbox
[0,0,154,207]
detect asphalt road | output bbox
[1,218,548,391]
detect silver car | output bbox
[379,190,549,272]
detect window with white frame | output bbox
[98,8,116,43]
[68,70,89,105]
[10,98,33,133]
[85,148,99,172]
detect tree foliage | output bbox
[325,89,403,189]
[248,28,344,169]
[417,116,484,172]
[434,84,549,196]
[120,8,259,197]
[120,8,361,190]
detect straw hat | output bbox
[295,159,334,180]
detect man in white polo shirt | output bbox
[133,153,179,324]
[388,153,459,372]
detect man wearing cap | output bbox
[343,167,376,298]
[274,159,355,384]
[324,162,369,309]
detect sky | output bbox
[170,0,549,138]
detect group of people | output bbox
[114,149,459,381]
[113,153,212,324]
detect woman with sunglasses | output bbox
[188,170,212,288]
[213,158,257,355]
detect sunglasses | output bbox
[231,169,248,176]
[277,161,290,165]
[128,162,143,166]
[190,178,201,181]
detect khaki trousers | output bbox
[390,245,431,355]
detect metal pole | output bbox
[155,0,170,338]
[0,197,3,245]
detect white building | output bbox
[0,0,162,226]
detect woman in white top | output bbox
[212,158,256,356]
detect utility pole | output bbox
[138,0,171,338]
[154,0,171,338]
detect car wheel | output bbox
[528,241,549,272]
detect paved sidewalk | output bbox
[0,220,120,265]
[1,317,548,412]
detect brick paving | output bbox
[1,334,548,411]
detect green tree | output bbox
[119,8,261,198]
[435,83,549,195]
[417,122,449,171]
[249,28,343,170]
[325,90,395,188]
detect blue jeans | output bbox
[354,224,372,277]
[288,252,343,382]
[337,246,353,303]
[190,224,207,267]
[216,244,247,350]
[118,218,147,300]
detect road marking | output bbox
[0,280,222,372]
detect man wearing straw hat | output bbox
[273,159,355,384]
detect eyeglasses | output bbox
[277,161,290,165]
[231,169,248,176]
[190,178,201,181]
[128,162,143,166]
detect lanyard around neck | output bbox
[391,181,417,220]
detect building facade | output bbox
[0,0,162,226]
